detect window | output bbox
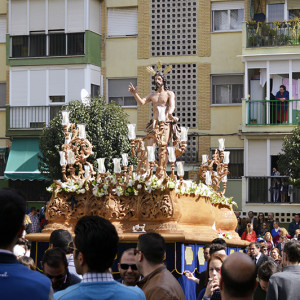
[289,9,300,19]
[267,4,284,22]
[29,33,46,57]
[107,8,138,37]
[49,32,66,56]
[108,79,137,107]
[0,148,8,177]
[210,149,244,179]
[49,96,65,103]
[91,84,100,98]
[0,83,6,108]
[212,75,243,105]
[12,36,28,57]
[212,2,244,32]
[67,33,84,55]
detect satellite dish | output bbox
[81,88,90,106]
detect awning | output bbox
[4,138,47,181]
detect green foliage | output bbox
[39,98,134,180]
[278,125,300,187]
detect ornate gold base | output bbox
[41,189,248,247]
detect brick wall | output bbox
[138,0,150,59]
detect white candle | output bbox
[62,111,70,126]
[127,124,136,140]
[122,153,128,166]
[181,127,189,142]
[59,151,67,166]
[176,161,185,177]
[202,154,208,164]
[222,175,227,183]
[113,158,121,173]
[67,149,75,165]
[167,147,176,162]
[205,171,212,185]
[218,138,225,151]
[223,151,230,164]
[157,106,166,122]
[84,165,89,178]
[64,133,72,145]
[78,124,86,139]
[147,146,156,162]
[97,158,106,173]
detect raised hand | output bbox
[129,82,137,95]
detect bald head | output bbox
[221,252,257,299]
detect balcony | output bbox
[246,176,300,203]
[6,105,61,136]
[246,21,300,48]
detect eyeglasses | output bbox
[45,272,66,280]
[263,248,268,251]
[67,242,78,253]
[133,249,141,255]
[120,263,138,271]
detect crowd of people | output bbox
[1,189,300,300]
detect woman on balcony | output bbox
[275,85,289,123]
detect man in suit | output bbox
[249,242,272,274]
[267,240,300,300]
[0,189,53,299]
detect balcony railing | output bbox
[246,21,300,48]
[8,105,62,129]
[246,176,300,203]
[246,99,300,125]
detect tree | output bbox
[39,98,133,180]
[278,125,300,187]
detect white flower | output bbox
[137,184,142,189]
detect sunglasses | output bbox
[120,263,138,271]
[45,273,66,280]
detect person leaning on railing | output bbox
[275,85,289,123]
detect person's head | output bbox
[153,72,168,91]
[18,256,36,270]
[270,247,281,260]
[234,211,241,218]
[30,207,37,215]
[118,248,140,286]
[49,229,73,254]
[206,254,227,285]
[135,232,165,274]
[294,229,300,239]
[0,189,26,250]
[257,261,280,292]
[209,243,227,256]
[249,242,260,258]
[268,213,274,221]
[42,248,68,291]
[264,232,273,242]
[258,213,265,221]
[248,211,254,219]
[260,243,268,256]
[282,240,300,265]
[203,245,210,262]
[220,252,257,300]
[294,213,300,223]
[280,85,286,93]
[246,223,253,234]
[73,216,118,275]
[261,222,268,230]
[278,227,288,238]
[273,220,279,229]
[211,238,227,248]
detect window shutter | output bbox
[107,8,138,36]
[29,0,45,31]
[11,0,27,35]
[49,0,65,30]
[288,0,300,10]
[0,16,6,43]
[267,0,285,4]
[212,1,244,10]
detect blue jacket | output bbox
[0,251,53,300]
[275,90,289,112]
[54,281,145,300]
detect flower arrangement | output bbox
[218,230,232,240]
[47,173,237,207]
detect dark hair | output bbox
[74,216,119,272]
[280,85,286,91]
[249,242,260,249]
[258,261,280,282]
[30,207,37,212]
[137,232,165,265]
[42,247,68,269]
[221,254,256,297]
[50,229,73,254]
[209,243,226,256]
[283,240,300,263]
[153,72,169,91]
[211,238,227,247]
[0,189,26,248]
[203,245,210,250]
[18,256,36,271]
